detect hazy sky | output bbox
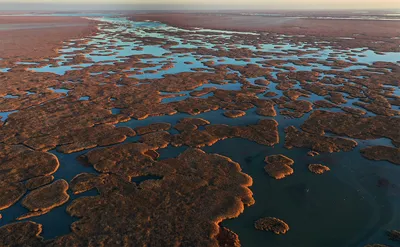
[0,0,399,10]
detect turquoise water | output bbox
[24,17,400,78]
[0,110,18,122]
[48,87,70,95]
[3,94,19,99]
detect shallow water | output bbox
[0,110,18,121]
[24,16,400,78]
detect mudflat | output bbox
[0,16,98,60]
[130,13,400,37]
[130,12,400,53]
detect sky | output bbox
[0,0,399,10]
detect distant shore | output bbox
[129,12,400,37]
[129,12,400,53]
